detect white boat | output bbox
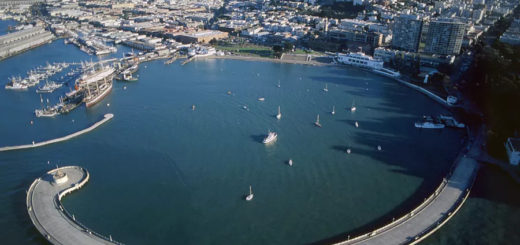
[351,100,357,112]
[415,116,445,129]
[258,97,265,101]
[263,130,278,144]
[245,185,254,201]
[288,159,293,166]
[276,106,282,120]
[277,81,281,88]
[323,83,328,92]
[355,121,359,128]
[331,105,335,115]
[5,77,29,90]
[346,148,351,154]
[314,114,322,127]
[35,106,59,117]
[36,81,62,93]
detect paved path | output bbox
[26,166,120,245]
[0,113,113,152]
[337,129,483,245]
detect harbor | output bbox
[0,45,470,244]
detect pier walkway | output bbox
[26,166,121,245]
[336,129,483,245]
[0,113,113,152]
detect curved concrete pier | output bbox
[335,130,483,245]
[0,113,113,152]
[26,166,121,245]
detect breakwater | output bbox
[26,166,121,245]
[0,113,113,152]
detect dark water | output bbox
[0,19,17,35]
[1,24,502,244]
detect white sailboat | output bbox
[323,83,328,92]
[331,105,336,115]
[276,106,282,120]
[245,185,254,201]
[350,100,357,112]
[314,114,322,127]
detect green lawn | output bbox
[215,44,274,58]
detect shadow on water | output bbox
[250,134,266,143]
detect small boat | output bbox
[314,114,322,127]
[351,100,356,112]
[35,106,59,117]
[355,121,359,128]
[245,185,254,201]
[346,148,351,154]
[263,130,278,144]
[227,91,232,95]
[377,145,382,151]
[323,83,328,92]
[277,81,281,88]
[258,97,265,101]
[415,116,445,129]
[331,105,335,115]
[288,159,293,166]
[276,106,282,120]
[192,104,196,111]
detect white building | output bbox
[505,138,520,165]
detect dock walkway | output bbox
[336,129,483,245]
[26,166,121,245]
[0,113,113,152]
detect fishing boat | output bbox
[314,114,322,127]
[323,83,328,92]
[35,106,59,117]
[263,130,278,144]
[331,105,335,115]
[5,77,28,90]
[36,81,62,93]
[276,106,282,120]
[245,185,254,201]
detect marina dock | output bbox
[26,166,121,245]
[0,113,113,152]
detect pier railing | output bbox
[52,166,124,245]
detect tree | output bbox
[283,42,294,52]
[209,38,218,45]
[273,45,283,58]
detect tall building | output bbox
[391,15,425,52]
[422,20,466,56]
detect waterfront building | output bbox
[505,138,520,166]
[391,14,425,52]
[175,30,228,44]
[0,27,54,60]
[422,19,466,56]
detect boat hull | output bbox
[85,83,112,108]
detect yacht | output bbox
[36,81,62,93]
[415,116,445,129]
[323,83,328,92]
[350,100,357,112]
[355,121,359,128]
[245,185,254,201]
[276,106,282,120]
[263,130,278,144]
[314,114,322,127]
[258,97,265,101]
[288,159,293,166]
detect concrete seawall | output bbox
[26,166,121,245]
[0,113,113,152]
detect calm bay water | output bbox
[1,22,516,244]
